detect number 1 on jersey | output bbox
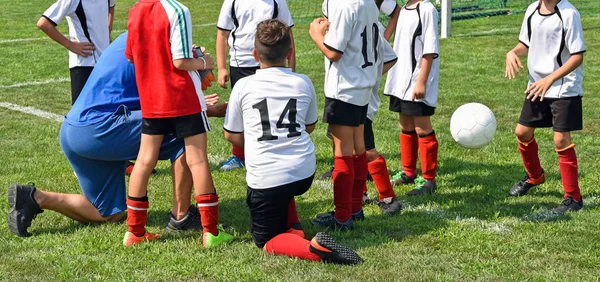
[360,23,379,69]
[252,98,301,141]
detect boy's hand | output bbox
[206,102,228,118]
[525,76,554,102]
[218,68,230,89]
[412,81,426,101]
[204,93,219,107]
[68,40,95,57]
[505,50,523,80]
[309,17,329,39]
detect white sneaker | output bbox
[220,156,245,171]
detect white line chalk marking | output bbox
[0,102,63,122]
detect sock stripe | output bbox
[197,202,218,207]
[127,205,148,211]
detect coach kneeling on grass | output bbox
[7,31,226,237]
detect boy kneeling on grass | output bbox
[223,19,362,265]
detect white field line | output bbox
[454,27,519,37]
[0,102,63,122]
[0,77,69,89]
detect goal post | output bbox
[441,0,452,39]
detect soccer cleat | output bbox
[125,161,157,176]
[202,226,233,248]
[509,171,546,196]
[7,183,43,237]
[378,197,402,215]
[219,156,245,171]
[362,193,372,204]
[318,167,334,180]
[406,177,436,196]
[309,232,363,265]
[316,209,365,222]
[312,212,354,230]
[286,223,305,238]
[391,171,415,186]
[123,231,160,246]
[166,205,202,232]
[552,196,583,215]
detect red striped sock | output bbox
[352,152,368,213]
[232,145,245,161]
[557,145,581,201]
[126,198,148,237]
[401,131,418,179]
[333,156,354,222]
[196,194,219,236]
[264,233,321,261]
[518,137,543,179]
[368,155,397,201]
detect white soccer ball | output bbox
[450,103,496,149]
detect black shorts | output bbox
[142,112,210,138]
[247,175,314,248]
[518,96,583,132]
[230,66,259,88]
[364,118,376,150]
[389,96,435,116]
[323,98,368,127]
[70,66,94,105]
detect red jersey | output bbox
[125,0,206,118]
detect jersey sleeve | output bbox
[421,5,439,58]
[277,0,294,27]
[379,0,398,16]
[322,0,328,17]
[42,0,78,26]
[223,82,245,133]
[564,10,586,54]
[109,0,116,8]
[217,0,235,31]
[170,6,194,60]
[323,3,355,54]
[306,80,318,126]
[518,4,537,47]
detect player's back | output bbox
[323,0,380,106]
[227,67,318,189]
[126,0,204,118]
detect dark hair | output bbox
[255,19,291,64]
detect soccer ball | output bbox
[450,103,496,149]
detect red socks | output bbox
[557,145,581,201]
[368,155,397,201]
[196,194,219,236]
[126,197,148,237]
[419,132,439,182]
[232,145,245,160]
[352,153,368,214]
[518,137,544,179]
[333,156,354,222]
[401,131,418,179]
[264,233,321,261]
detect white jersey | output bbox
[322,0,381,106]
[519,1,585,98]
[368,22,397,121]
[380,0,399,16]
[223,67,318,189]
[43,0,115,68]
[384,0,440,107]
[217,0,294,68]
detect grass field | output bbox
[1,0,600,281]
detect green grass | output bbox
[1,0,600,281]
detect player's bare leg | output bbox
[404,116,438,196]
[124,134,163,246]
[511,124,545,196]
[185,133,232,247]
[552,131,583,214]
[166,153,203,232]
[391,114,418,186]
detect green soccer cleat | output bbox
[202,226,233,248]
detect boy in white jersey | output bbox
[224,20,362,265]
[385,0,440,196]
[216,0,296,171]
[37,0,115,104]
[309,0,381,229]
[505,0,585,214]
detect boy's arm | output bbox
[505,42,528,80]
[37,17,94,57]
[216,29,230,88]
[525,53,583,102]
[288,29,296,71]
[108,6,115,37]
[412,54,434,101]
[309,17,342,62]
[173,54,214,71]
[223,84,245,148]
[383,58,397,74]
[305,80,319,134]
[224,131,244,148]
[384,5,399,40]
[413,5,439,101]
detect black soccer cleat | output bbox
[309,232,363,265]
[552,196,583,215]
[406,177,436,196]
[316,209,365,222]
[509,171,546,196]
[7,183,43,237]
[318,167,334,180]
[391,171,415,186]
[166,205,202,232]
[378,197,402,215]
[312,212,354,231]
